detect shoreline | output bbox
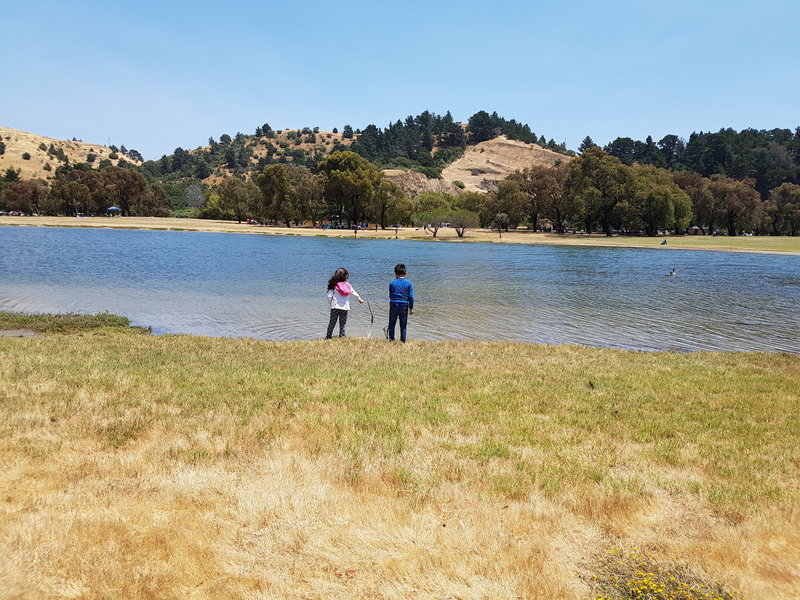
[2,216,799,255]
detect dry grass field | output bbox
[441,137,570,192]
[1,215,799,255]
[0,126,139,182]
[1,314,798,599]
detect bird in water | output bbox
[669,268,676,276]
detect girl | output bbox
[325,267,364,338]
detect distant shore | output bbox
[2,215,799,255]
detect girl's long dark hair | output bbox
[327,267,349,290]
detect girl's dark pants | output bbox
[326,308,348,338]
[388,303,409,342]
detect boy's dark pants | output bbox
[326,309,348,338]
[388,303,409,342]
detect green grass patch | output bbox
[0,333,797,519]
[0,310,150,334]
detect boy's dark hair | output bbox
[394,263,406,276]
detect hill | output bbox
[441,136,571,192]
[0,126,141,181]
[197,128,354,186]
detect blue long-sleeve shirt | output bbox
[389,277,414,309]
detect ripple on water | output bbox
[1,226,798,352]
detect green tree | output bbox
[578,136,595,152]
[286,165,326,227]
[767,182,800,235]
[672,171,715,234]
[218,177,259,223]
[411,191,453,214]
[627,166,692,235]
[453,191,487,223]
[369,179,406,229]
[317,151,381,225]
[412,208,451,237]
[1,180,48,214]
[200,190,234,220]
[484,181,527,228]
[467,110,495,144]
[565,147,633,235]
[257,164,293,225]
[520,163,574,233]
[707,175,761,236]
[494,212,509,237]
[98,166,149,216]
[449,209,480,237]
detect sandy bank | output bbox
[1,216,799,255]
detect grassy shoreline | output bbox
[1,313,798,599]
[2,215,800,255]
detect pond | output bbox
[1,225,799,352]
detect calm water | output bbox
[1,225,799,352]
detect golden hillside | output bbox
[0,126,140,182]
[200,129,354,185]
[442,136,571,192]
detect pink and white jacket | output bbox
[327,281,362,310]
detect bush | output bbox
[452,180,465,189]
[38,143,48,151]
[43,163,52,171]
[86,153,96,163]
[109,152,119,159]
[169,207,201,219]
[22,152,31,160]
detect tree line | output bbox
[3,145,799,236]
[597,127,800,200]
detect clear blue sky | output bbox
[2,0,798,160]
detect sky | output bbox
[2,0,798,160]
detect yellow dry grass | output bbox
[1,215,799,255]
[441,136,570,192]
[0,126,140,182]
[1,327,798,599]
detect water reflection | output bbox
[1,226,798,352]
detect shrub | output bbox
[39,143,48,151]
[22,152,31,160]
[43,163,52,171]
[86,153,96,163]
[452,180,465,189]
[109,152,119,159]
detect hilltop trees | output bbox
[604,127,799,200]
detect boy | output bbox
[388,263,415,342]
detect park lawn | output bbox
[1,314,798,599]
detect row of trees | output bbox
[484,147,800,236]
[3,146,798,237]
[202,152,411,228]
[346,110,572,177]
[0,163,166,217]
[596,127,800,200]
